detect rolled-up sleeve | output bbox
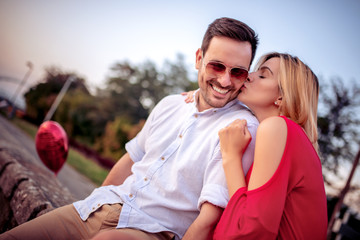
[198,146,229,209]
[125,138,144,163]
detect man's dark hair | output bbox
[201,17,259,66]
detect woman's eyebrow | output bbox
[259,66,273,75]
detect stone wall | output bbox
[0,142,75,233]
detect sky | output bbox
[0,0,359,108]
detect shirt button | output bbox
[144,177,148,181]
[97,203,100,207]
[92,207,95,210]
[161,157,165,161]
[129,193,133,198]
[179,134,182,138]
[194,114,198,118]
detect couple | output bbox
[0,17,327,240]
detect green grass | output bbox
[11,118,109,186]
[12,118,38,138]
[67,148,109,186]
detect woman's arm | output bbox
[248,117,286,190]
[214,117,288,239]
[219,117,286,195]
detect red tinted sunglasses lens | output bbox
[230,68,248,80]
[206,62,248,81]
[206,62,226,74]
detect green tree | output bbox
[161,53,199,97]
[93,116,145,160]
[23,55,197,159]
[54,89,108,145]
[102,53,197,123]
[317,78,360,179]
[317,78,360,237]
[24,66,88,124]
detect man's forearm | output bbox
[182,220,214,240]
[102,152,134,186]
[182,202,223,240]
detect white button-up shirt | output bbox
[73,93,258,239]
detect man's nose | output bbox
[218,71,232,87]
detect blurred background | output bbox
[0,0,359,229]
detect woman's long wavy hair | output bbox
[256,52,319,152]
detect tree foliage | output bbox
[24,66,89,124]
[94,116,145,160]
[317,77,360,181]
[23,55,197,159]
[101,53,197,123]
[54,89,108,145]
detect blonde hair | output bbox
[256,52,319,152]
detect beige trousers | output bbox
[0,204,174,240]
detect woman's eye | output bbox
[259,75,265,79]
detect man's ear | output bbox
[195,48,202,70]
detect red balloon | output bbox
[35,121,68,175]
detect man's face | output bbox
[195,36,252,112]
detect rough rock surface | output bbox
[0,141,74,233]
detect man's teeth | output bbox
[212,85,229,94]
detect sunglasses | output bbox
[203,61,248,82]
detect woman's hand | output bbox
[219,119,251,197]
[218,119,252,164]
[181,90,196,103]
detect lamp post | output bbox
[8,61,33,118]
[43,75,75,122]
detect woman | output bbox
[186,52,327,239]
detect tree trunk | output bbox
[327,148,360,239]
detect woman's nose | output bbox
[247,72,255,82]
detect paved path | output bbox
[0,115,96,200]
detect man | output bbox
[0,17,259,240]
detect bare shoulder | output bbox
[248,116,287,190]
[255,116,287,165]
[257,116,287,139]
